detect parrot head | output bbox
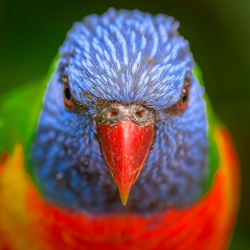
[30,9,208,213]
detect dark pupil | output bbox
[65,87,71,100]
[182,90,188,103]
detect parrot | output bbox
[0,8,240,250]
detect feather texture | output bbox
[0,126,239,250]
[30,10,209,212]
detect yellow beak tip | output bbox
[120,194,129,206]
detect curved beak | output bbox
[98,120,154,206]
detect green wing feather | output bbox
[0,55,59,156]
[193,64,219,195]
[0,82,43,153]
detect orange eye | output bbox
[178,86,189,110]
[64,82,74,107]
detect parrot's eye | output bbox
[165,75,190,115]
[64,82,74,108]
[178,85,189,110]
[62,76,88,114]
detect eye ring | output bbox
[64,82,74,108]
[178,85,189,110]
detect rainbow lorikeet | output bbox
[0,9,240,250]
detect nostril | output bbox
[110,110,118,117]
[135,110,144,118]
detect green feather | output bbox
[193,64,219,195]
[0,55,59,159]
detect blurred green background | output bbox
[0,0,249,248]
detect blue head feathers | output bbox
[59,8,193,109]
[30,9,208,214]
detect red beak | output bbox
[98,120,154,206]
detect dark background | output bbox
[0,0,249,248]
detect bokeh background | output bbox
[0,0,249,248]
